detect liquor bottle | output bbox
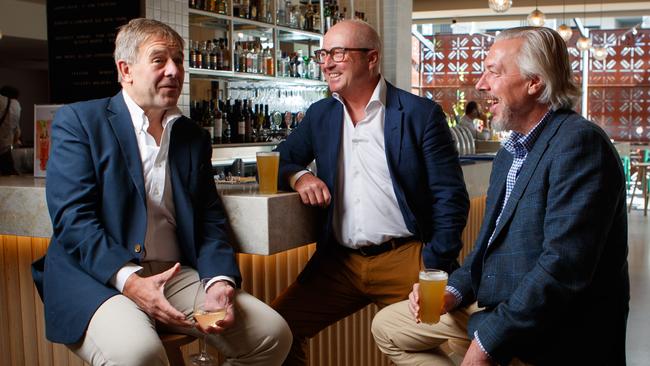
[243,99,252,142]
[263,104,271,129]
[189,40,197,68]
[250,0,258,20]
[222,37,230,70]
[203,100,215,143]
[214,38,224,70]
[209,41,217,70]
[201,41,210,69]
[303,4,314,32]
[222,100,231,143]
[241,0,250,19]
[237,100,246,143]
[232,0,241,17]
[217,0,227,14]
[196,41,203,69]
[213,98,223,144]
[264,47,274,76]
[324,3,332,32]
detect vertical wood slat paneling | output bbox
[0,235,11,366]
[1,195,486,366]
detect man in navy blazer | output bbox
[32,19,290,365]
[271,20,469,365]
[372,26,629,366]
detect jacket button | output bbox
[134,244,142,253]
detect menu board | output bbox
[47,0,140,103]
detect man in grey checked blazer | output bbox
[372,26,629,366]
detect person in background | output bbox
[372,26,629,366]
[32,18,291,366]
[458,101,483,138]
[0,86,22,175]
[271,19,469,366]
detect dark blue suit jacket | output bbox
[448,110,629,365]
[275,82,469,272]
[32,92,241,344]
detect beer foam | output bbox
[420,271,448,281]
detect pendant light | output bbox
[488,0,512,13]
[527,1,545,27]
[576,0,591,51]
[591,0,608,60]
[557,0,573,41]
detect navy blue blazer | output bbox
[32,92,241,344]
[275,82,469,272]
[448,110,629,365]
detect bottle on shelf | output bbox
[213,98,223,144]
[236,100,246,143]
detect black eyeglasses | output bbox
[313,47,374,64]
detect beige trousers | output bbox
[372,300,531,366]
[69,262,292,366]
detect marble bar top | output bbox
[0,162,491,254]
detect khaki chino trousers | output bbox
[69,262,292,366]
[272,241,423,366]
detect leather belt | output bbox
[344,236,416,257]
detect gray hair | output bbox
[114,18,184,67]
[496,26,581,110]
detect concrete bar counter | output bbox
[0,161,491,366]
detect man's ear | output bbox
[367,49,380,69]
[116,60,133,84]
[527,75,544,96]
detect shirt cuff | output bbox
[445,285,463,308]
[473,330,492,360]
[289,170,313,190]
[206,276,237,291]
[110,263,143,293]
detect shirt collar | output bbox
[332,76,386,113]
[503,109,552,158]
[122,90,183,134]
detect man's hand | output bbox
[295,173,331,207]
[408,284,457,323]
[461,339,495,366]
[122,262,192,328]
[196,281,236,334]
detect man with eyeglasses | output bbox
[271,20,469,365]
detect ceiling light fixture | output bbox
[591,0,608,61]
[488,0,512,13]
[527,1,545,27]
[576,0,591,52]
[557,0,573,41]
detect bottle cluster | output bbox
[189,38,231,70]
[276,50,320,80]
[233,41,275,76]
[233,0,274,23]
[191,98,304,144]
[322,0,346,33]
[277,1,320,32]
[189,0,228,14]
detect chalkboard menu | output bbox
[47,1,140,103]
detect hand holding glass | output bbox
[418,269,448,324]
[256,151,279,194]
[191,278,226,366]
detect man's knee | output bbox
[78,335,168,366]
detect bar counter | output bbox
[0,161,491,366]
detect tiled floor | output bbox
[626,208,650,365]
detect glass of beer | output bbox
[418,269,448,324]
[256,151,280,194]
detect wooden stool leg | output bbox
[160,333,196,366]
[164,346,186,366]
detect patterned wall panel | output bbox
[412,29,649,142]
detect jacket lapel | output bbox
[487,111,569,249]
[384,82,404,165]
[107,92,146,204]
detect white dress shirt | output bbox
[111,91,236,292]
[111,90,182,291]
[296,77,412,248]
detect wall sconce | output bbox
[488,0,512,13]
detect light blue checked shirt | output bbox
[446,109,552,358]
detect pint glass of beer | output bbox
[418,269,448,324]
[256,151,280,194]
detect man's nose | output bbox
[475,73,488,91]
[165,59,181,76]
